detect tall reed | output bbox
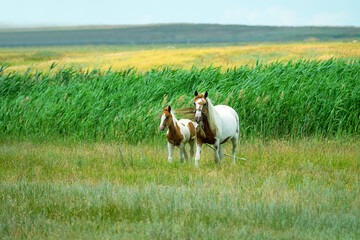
[1,59,359,142]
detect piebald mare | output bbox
[194,91,239,166]
[159,106,197,163]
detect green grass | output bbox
[1,138,359,239]
[1,59,360,143]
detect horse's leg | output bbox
[168,142,174,163]
[219,144,224,162]
[189,140,195,164]
[231,136,238,165]
[213,139,220,164]
[195,140,202,167]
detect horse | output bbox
[193,91,239,166]
[159,106,197,163]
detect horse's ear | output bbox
[168,105,171,113]
[204,91,208,99]
[194,91,198,96]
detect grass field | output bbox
[1,41,360,72]
[1,41,360,239]
[1,138,360,239]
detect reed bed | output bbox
[1,59,359,143]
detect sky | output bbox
[1,0,360,28]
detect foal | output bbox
[159,106,197,163]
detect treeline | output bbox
[0,24,359,47]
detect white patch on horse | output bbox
[194,93,239,167]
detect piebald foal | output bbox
[194,91,239,166]
[159,106,197,163]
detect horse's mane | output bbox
[206,98,219,133]
[173,97,219,133]
[173,107,194,120]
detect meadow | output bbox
[1,41,360,239]
[1,138,360,239]
[1,41,360,72]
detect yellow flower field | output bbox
[1,41,359,72]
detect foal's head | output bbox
[159,106,173,131]
[194,91,208,123]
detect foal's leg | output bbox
[195,140,202,167]
[183,144,188,162]
[168,142,174,163]
[231,136,238,165]
[179,143,187,163]
[189,140,195,164]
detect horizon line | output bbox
[1,22,360,32]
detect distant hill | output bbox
[0,24,359,47]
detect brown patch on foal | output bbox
[188,122,196,140]
[162,106,184,146]
[161,106,172,126]
[167,124,183,146]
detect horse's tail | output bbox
[233,108,240,135]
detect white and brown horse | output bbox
[159,106,197,163]
[194,91,239,166]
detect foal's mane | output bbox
[170,111,178,124]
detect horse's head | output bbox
[159,106,172,131]
[194,91,208,123]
